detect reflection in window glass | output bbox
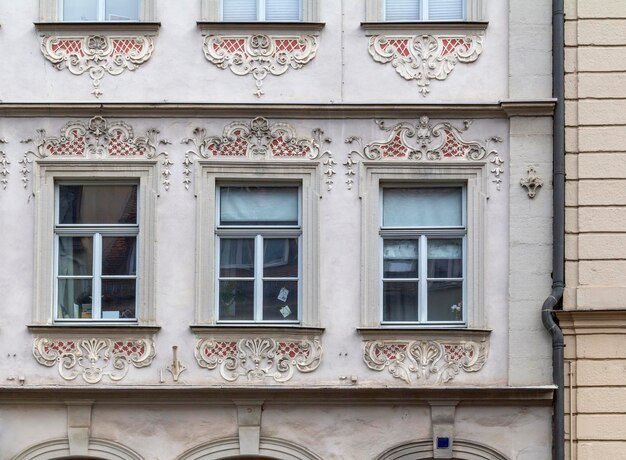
[59,184,137,225]
[62,0,99,21]
[106,0,140,20]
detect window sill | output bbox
[34,21,161,34]
[28,324,161,335]
[357,327,491,342]
[197,21,325,33]
[191,325,324,337]
[360,21,488,35]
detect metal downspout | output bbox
[543,0,565,459]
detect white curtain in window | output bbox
[385,0,421,20]
[383,188,463,227]
[266,0,301,20]
[223,0,258,21]
[220,187,298,224]
[429,0,464,20]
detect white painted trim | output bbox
[32,161,158,327]
[360,163,487,328]
[195,162,320,327]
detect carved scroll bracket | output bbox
[368,34,484,96]
[182,117,334,191]
[363,338,489,384]
[202,34,318,97]
[41,34,155,98]
[520,166,544,198]
[195,336,323,383]
[0,139,8,190]
[345,116,503,191]
[20,116,172,192]
[33,337,156,384]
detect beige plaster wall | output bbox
[564,0,626,459]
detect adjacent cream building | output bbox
[0,1,560,459]
[559,0,626,459]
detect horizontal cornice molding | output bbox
[0,385,555,406]
[34,21,161,33]
[556,309,626,334]
[0,100,556,118]
[197,21,325,33]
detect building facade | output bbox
[0,1,558,459]
[559,0,626,458]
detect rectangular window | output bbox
[59,0,140,21]
[55,183,139,321]
[216,186,301,323]
[221,0,302,21]
[384,0,465,21]
[381,186,465,324]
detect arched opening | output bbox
[176,437,322,460]
[374,439,510,460]
[13,438,143,460]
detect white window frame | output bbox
[202,0,318,22]
[53,181,139,323]
[383,0,466,21]
[32,162,158,326]
[379,185,467,325]
[361,163,486,329]
[220,0,303,21]
[215,185,302,323]
[40,0,156,22]
[195,162,319,327]
[365,0,486,22]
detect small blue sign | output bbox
[436,437,450,449]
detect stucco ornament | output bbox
[195,337,322,383]
[40,34,155,98]
[202,34,318,97]
[368,34,484,96]
[520,166,544,198]
[20,116,172,191]
[0,138,8,190]
[345,116,503,190]
[33,337,156,384]
[363,338,488,384]
[182,117,335,190]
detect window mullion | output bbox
[419,234,428,323]
[255,234,264,321]
[93,233,103,319]
[98,0,106,21]
[259,0,266,20]
[422,0,428,20]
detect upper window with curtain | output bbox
[222,0,303,21]
[58,0,140,21]
[385,0,465,21]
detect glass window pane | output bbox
[385,0,421,20]
[427,238,463,278]
[219,280,255,320]
[429,0,464,20]
[383,187,463,227]
[59,184,138,225]
[57,279,93,319]
[266,0,301,20]
[101,279,136,319]
[58,237,93,276]
[383,281,419,321]
[223,0,258,20]
[427,280,463,321]
[263,280,298,321]
[383,239,419,278]
[105,0,140,20]
[62,0,99,21]
[102,237,137,275]
[220,239,255,277]
[220,186,298,225]
[264,238,298,277]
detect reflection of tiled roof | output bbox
[102,237,135,275]
[118,185,138,224]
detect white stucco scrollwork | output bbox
[33,337,156,384]
[20,116,172,191]
[182,116,334,191]
[345,116,503,190]
[368,34,484,96]
[195,337,322,383]
[363,338,488,384]
[40,34,155,98]
[202,34,318,97]
[0,138,8,190]
[520,166,544,198]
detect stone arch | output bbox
[13,437,143,460]
[176,437,323,460]
[374,439,509,460]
